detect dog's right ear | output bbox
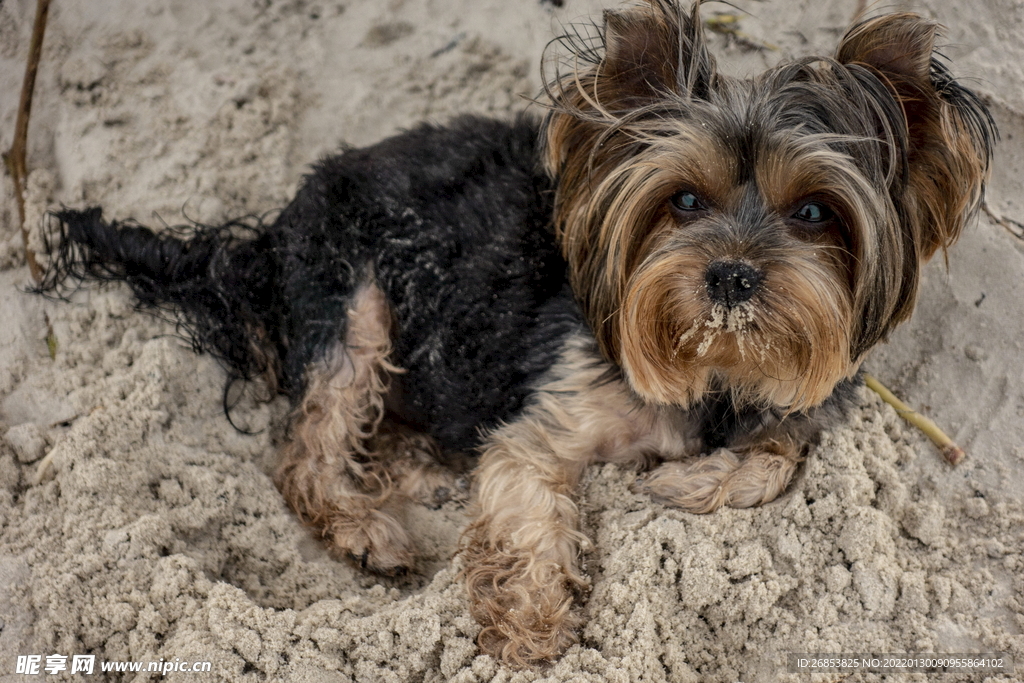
[601,0,717,106]
[545,1,716,171]
[835,13,996,361]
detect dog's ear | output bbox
[601,0,716,105]
[837,13,995,261]
[545,0,717,158]
[836,12,936,88]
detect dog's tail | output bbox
[40,207,284,391]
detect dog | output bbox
[40,0,994,668]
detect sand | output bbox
[1,0,1022,681]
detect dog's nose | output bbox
[704,260,762,307]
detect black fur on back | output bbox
[40,115,584,452]
[269,115,582,449]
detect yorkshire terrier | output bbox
[41,0,993,668]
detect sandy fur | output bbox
[274,282,460,573]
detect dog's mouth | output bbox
[673,302,759,360]
[618,252,855,410]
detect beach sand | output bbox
[1,0,1022,680]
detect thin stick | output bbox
[3,0,52,284]
[981,200,1024,240]
[863,373,965,466]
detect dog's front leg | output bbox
[637,416,818,513]
[460,337,676,666]
[462,409,590,667]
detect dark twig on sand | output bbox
[982,200,1024,241]
[3,0,52,284]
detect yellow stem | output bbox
[863,373,964,466]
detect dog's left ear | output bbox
[836,13,996,260]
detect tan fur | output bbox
[545,36,865,410]
[544,2,991,394]
[275,282,455,573]
[462,337,819,663]
[464,336,698,665]
[638,435,802,513]
[616,196,855,410]
[836,13,991,261]
[373,424,468,508]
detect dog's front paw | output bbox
[636,445,801,512]
[635,448,740,513]
[460,532,583,668]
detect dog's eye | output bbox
[794,201,832,223]
[671,191,705,212]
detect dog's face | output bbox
[545,0,994,411]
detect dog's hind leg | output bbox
[274,282,415,573]
[372,425,470,509]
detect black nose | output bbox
[705,260,763,307]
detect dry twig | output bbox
[981,200,1024,240]
[2,0,52,284]
[864,374,965,466]
[704,13,778,52]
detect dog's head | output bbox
[544,0,994,410]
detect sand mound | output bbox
[1,0,1021,680]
